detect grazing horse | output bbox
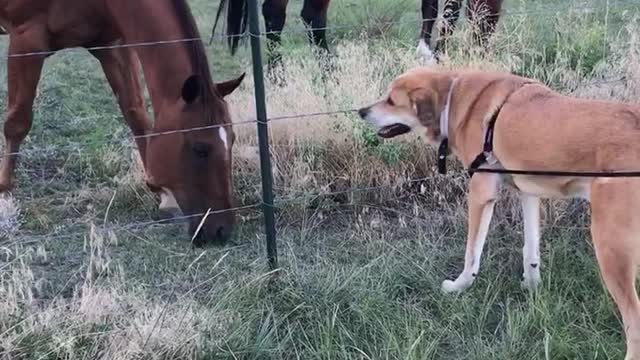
[418,0,503,63]
[214,0,331,70]
[0,0,245,245]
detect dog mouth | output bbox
[377,124,411,138]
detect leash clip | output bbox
[437,138,449,174]
[484,151,498,166]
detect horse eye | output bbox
[192,143,211,158]
[386,97,395,106]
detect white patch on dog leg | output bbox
[218,126,228,150]
[442,201,496,293]
[416,39,436,65]
[521,195,541,290]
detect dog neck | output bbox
[439,78,458,140]
[436,78,458,174]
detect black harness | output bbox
[438,83,640,179]
[437,94,506,177]
[467,106,501,178]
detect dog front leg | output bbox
[521,195,541,290]
[442,174,500,293]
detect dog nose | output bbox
[358,107,369,119]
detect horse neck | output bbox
[107,0,215,117]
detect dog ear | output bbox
[415,91,440,131]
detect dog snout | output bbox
[358,107,370,119]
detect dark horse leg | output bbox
[301,0,333,77]
[0,28,46,192]
[262,0,288,81]
[433,0,463,59]
[417,0,439,64]
[301,0,330,52]
[467,0,503,49]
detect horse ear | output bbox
[182,75,201,104]
[216,73,245,97]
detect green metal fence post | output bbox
[247,0,278,270]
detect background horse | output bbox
[214,0,331,71]
[0,0,244,245]
[418,0,504,63]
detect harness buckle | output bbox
[484,151,498,166]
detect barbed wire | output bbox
[1,76,632,159]
[1,1,638,248]
[5,169,593,247]
[1,2,637,59]
[3,202,262,246]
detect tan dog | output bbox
[358,66,640,359]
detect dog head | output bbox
[358,67,455,144]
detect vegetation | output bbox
[1,0,640,358]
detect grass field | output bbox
[2,0,640,358]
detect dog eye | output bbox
[192,143,211,158]
[386,97,395,106]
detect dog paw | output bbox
[520,275,541,291]
[441,279,470,294]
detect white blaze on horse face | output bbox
[416,39,436,65]
[218,127,228,150]
[159,187,181,214]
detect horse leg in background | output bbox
[90,46,152,170]
[417,0,438,64]
[301,0,334,76]
[433,0,463,59]
[301,0,330,52]
[263,0,289,83]
[0,32,46,193]
[467,0,503,51]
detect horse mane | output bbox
[212,0,248,55]
[171,0,222,123]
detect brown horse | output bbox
[0,0,245,245]
[418,0,503,63]
[214,0,331,70]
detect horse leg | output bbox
[468,0,503,49]
[90,46,152,169]
[591,179,640,359]
[417,0,438,64]
[301,0,330,53]
[301,0,334,78]
[433,0,463,59]
[263,0,288,83]
[0,35,46,193]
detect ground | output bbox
[1,0,640,358]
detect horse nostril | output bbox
[358,107,369,119]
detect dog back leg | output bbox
[591,178,640,359]
[442,173,501,293]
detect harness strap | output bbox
[436,78,458,174]
[466,83,535,177]
[467,108,500,177]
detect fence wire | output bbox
[1,2,638,248]
[1,76,633,159]
[1,2,637,59]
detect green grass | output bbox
[1,0,640,358]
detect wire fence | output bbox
[1,1,639,267]
[2,76,633,158]
[2,1,637,59]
